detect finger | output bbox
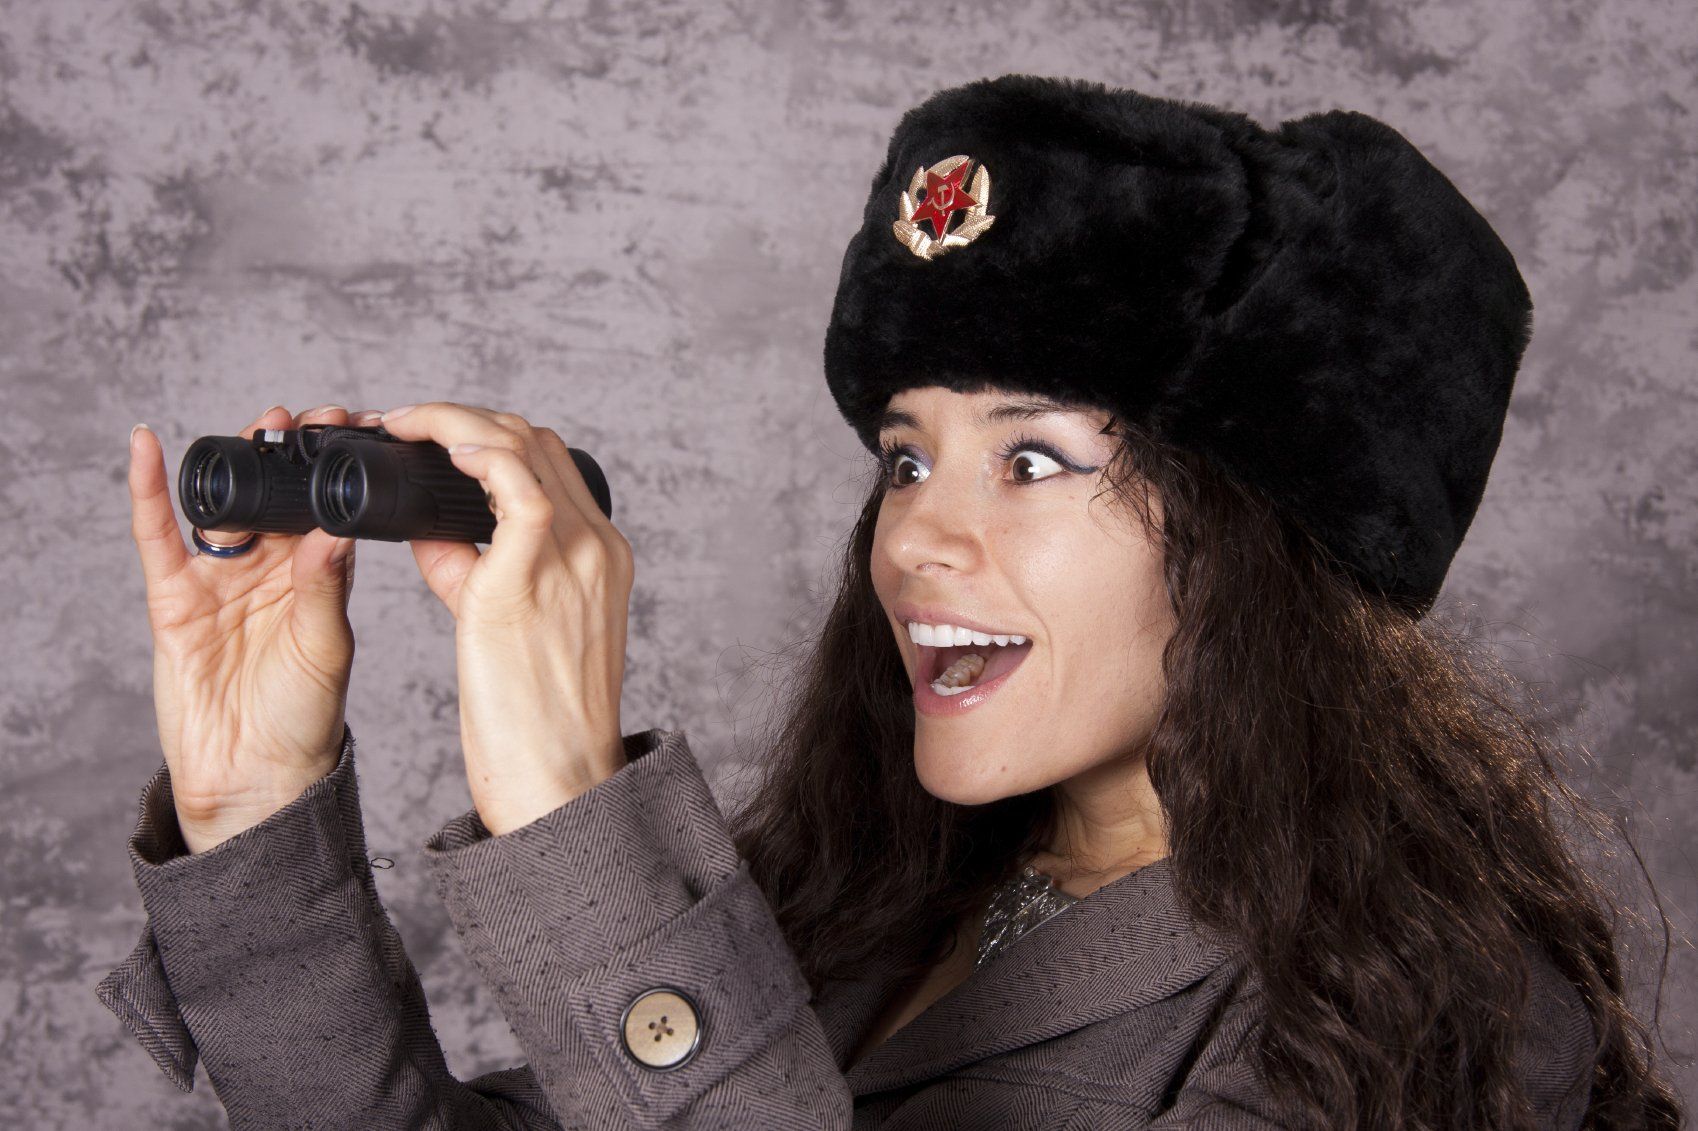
[243,404,293,440]
[374,403,555,477]
[407,537,482,616]
[533,427,611,531]
[374,401,518,453]
[290,526,359,655]
[128,423,192,588]
[493,417,576,555]
[381,402,570,551]
[460,410,580,557]
[447,441,558,570]
[481,409,567,511]
[292,403,352,428]
[193,529,257,549]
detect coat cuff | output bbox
[422,729,743,969]
[93,726,357,1092]
[422,729,813,1125]
[93,919,197,1091]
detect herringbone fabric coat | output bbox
[96,727,1597,1129]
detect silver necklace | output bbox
[975,864,1079,970]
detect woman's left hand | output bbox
[375,402,634,836]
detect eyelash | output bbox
[876,431,1076,490]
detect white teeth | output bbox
[905,620,1029,647]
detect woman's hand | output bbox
[376,402,634,836]
[128,404,378,852]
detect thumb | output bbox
[290,528,357,640]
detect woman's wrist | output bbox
[177,798,298,854]
[173,763,340,854]
[469,736,628,837]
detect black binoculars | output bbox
[177,423,612,544]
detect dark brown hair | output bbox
[726,415,1683,1129]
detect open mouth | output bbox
[917,639,1035,691]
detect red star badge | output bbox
[893,155,996,260]
[908,160,979,240]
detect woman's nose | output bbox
[881,472,987,571]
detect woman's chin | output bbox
[913,743,1035,805]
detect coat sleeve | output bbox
[418,727,854,1129]
[94,724,855,1130]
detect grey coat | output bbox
[97,727,1597,1129]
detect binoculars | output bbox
[177,424,612,544]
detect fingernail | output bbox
[130,422,150,446]
[330,536,355,563]
[450,443,484,455]
[261,403,286,416]
[351,409,382,421]
[382,405,416,422]
[314,404,346,416]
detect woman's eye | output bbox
[1008,448,1064,484]
[887,451,921,487]
[884,446,1067,489]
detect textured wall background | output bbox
[2,0,1692,1124]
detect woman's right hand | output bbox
[128,403,375,853]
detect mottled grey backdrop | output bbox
[2,0,1692,1124]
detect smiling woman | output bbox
[99,73,1682,1131]
[867,388,1175,823]
[733,71,1683,1129]
[732,387,1678,1126]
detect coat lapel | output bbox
[811,959,903,1071]
[824,857,1234,1098]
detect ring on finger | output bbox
[192,528,259,558]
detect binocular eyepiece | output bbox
[178,424,612,544]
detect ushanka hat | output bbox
[823,74,1533,618]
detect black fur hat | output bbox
[823,74,1533,618]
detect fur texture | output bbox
[823,74,1534,616]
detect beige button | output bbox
[620,987,702,1069]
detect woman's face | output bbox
[871,386,1177,806]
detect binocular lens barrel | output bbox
[320,450,366,527]
[190,450,232,514]
[177,425,611,544]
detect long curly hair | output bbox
[726,415,1683,1128]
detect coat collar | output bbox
[812,856,1236,1098]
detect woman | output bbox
[99,76,1681,1128]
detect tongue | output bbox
[936,641,1032,685]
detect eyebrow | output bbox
[875,397,1081,434]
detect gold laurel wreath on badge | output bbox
[893,155,995,261]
